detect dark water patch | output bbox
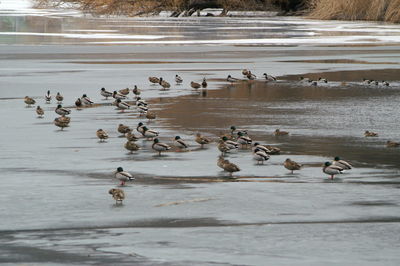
[349,200,397,207]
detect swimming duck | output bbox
[100,88,113,99]
[191,81,201,90]
[55,92,63,103]
[146,111,156,122]
[227,75,240,83]
[318,77,328,83]
[237,132,252,147]
[108,188,125,204]
[45,90,51,103]
[118,88,130,96]
[136,122,145,135]
[364,130,378,137]
[201,78,208,88]
[149,76,160,84]
[221,160,240,177]
[323,162,343,180]
[174,136,188,149]
[195,133,211,148]
[284,158,302,173]
[75,98,82,110]
[242,69,250,76]
[126,131,139,142]
[132,85,141,97]
[159,77,171,90]
[386,140,400,148]
[274,129,289,136]
[54,116,70,130]
[263,73,277,81]
[253,148,270,165]
[115,99,130,112]
[24,96,35,107]
[175,74,183,84]
[222,136,239,150]
[246,71,256,80]
[332,156,352,170]
[124,140,140,153]
[114,167,134,186]
[36,106,44,118]
[96,129,109,142]
[142,126,159,140]
[81,94,93,105]
[55,104,71,116]
[117,124,131,135]
[113,91,127,100]
[152,138,171,156]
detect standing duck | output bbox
[152,138,171,156]
[318,77,328,83]
[332,157,352,170]
[201,78,208,88]
[55,104,71,116]
[146,111,156,122]
[81,94,93,105]
[118,88,130,96]
[96,129,109,142]
[56,92,63,103]
[113,91,127,100]
[108,188,125,204]
[222,136,239,150]
[54,116,70,130]
[149,76,160,85]
[175,74,183,84]
[191,81,201,90]
[75,98,82,110]
[221,160,240,177]
[253,148,270,165]
[323,162,343,180]
[217,155,229,169]
[124,140,140,153]
[115,99,130,112]
[217,140,230,156]
[159,77,171,90]
[246,71,256,80]
[136,122,145,135]
[36,106,44,118]
[227,75,240,83]
[195,133,211,148]
[284,158,302,173]
[117,124,131,136]
[237,132,252,148]
[142,126,159,140]
[24,96,35,107]
[45,90,51,103]
[263,73,277,81]
[114,167,134,186]
[126,131,139,142]
[242,69,250,76]
[174,136,188,150]
[132,85,141,98]
[100,87,113,99]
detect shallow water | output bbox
[1,3,400,265]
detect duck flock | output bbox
[23,69,399,204]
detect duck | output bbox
[149,76,160,84]
[191,81,201,90]
[55,104,71,116]
[217,155,229,169]
[263,73,277,81]
[81,94,93,105]
[174,136,188,149]
[230,126,248,137]
[126,131,139,142]
[253,143,281,155]
[386,140,400,148]
[45,90,51,103]
[332,156,352,170]
[201,77,208,88]
[221,160,240,177]
[24,96,35,107]
[117,124,131,135]
[309,80,318,86]
[318,77,328,83]
[124,140,140,153]
[132,85,141,97]
[372,80,379,86]
[55,92,63,103]
[100,87,113,99]
[222,136,239,150]
[137,105,148,116]
[246,71,256,80]
[136,97,147,107]
[146,111,156,122]
[274,129,289,136]
[142,126,159,140]
[136,122,145,135]
[284,158,302,173]
[118,88,130,96]
[299,77,310,82]
[114,167,134,186]
[175,74,183,84]
[75,98,82,109]
[363,78,371,84]
[36,106,44,118]
[159,77,171,90]
[195,133,211,148]
[237,131,252,147]
[217,140,230,155]
[152,138,171,155]
[113,91,127,100]
[115,99,130,112]
[242,69,250,76]
[252,142,270,153]
[54,116,70,130]
[364,130,378,137]
[253,148,270,165]
[323,162,343,180]
[382,80,390,86]
[96,129,109,142]
[227,75,240,83]
[108,188,125,204]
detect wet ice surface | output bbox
[1,5,400,266]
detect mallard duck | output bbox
[364,130,378,137]
[323,162,343,180]
[332,157,352,170]
[149,76,160,84]
[126,131,139,142]
[175,74,183,84]
[191,81,201,90]
[217,155,229,169]
[114,167,134,186]
[109,188,125,204]
[195,133,211,148]
[100,87,113,99]
[284,158,302,173]
[136,122,145,135]
[132,85,141,97]
[274,129,289,136]
[115,99,130,112]
[372,80,379,86]
[142,126,159,140]
[217,140,230,155]
[222,136,239,150]
[36,106,44,118]
[136,97,147,107]
[221,160,240,177]
[96,129,108,142]
[152,138,171,155]
[227,75,240,83]
[55,104,71,116]
[252,142,270,153]
[382,80,390,86]
[201,78,208,88]
[254,143,281,155]
[237,132,252,147]
[113,91,127,100]
[137,105,148,116]
[263,73,277,81]
[159,77,170,90]
[253,148,270,165]
[230,126,248,137]
[54,116,70,130]
[81,94,93,105]
[146,111,156,122]
[318,77,328,83]
[246,71,256,80]
[174,136,188,149]
[363,78,371,84]
[45,90,51,103]
[386,140,400,148]
[300,77,310,82]
[242,69,250,76]
[55,92,63,103]
[24,96,35,107]
[124,140,140,153]
[75,98,82,110]
[309,80,318,86]
[117,124,131,135]
[118,88,130,96]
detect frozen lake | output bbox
[1,2,400,265]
